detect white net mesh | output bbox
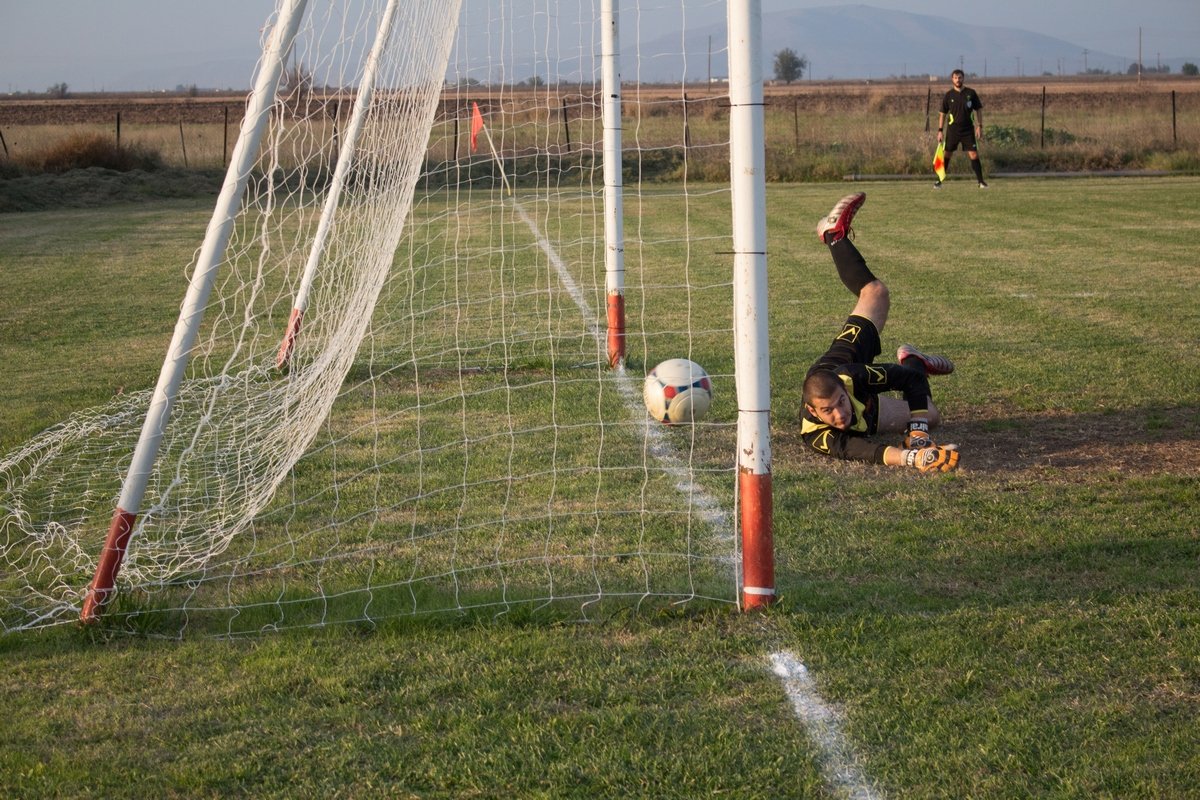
[1,0,743,636]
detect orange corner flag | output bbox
[932,141,946,181]
[470,102,485,152]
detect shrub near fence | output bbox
[1,79,1197,180]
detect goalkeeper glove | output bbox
[903,419,933,450]
[904,445,959,473]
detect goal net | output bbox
[1,0,765,636]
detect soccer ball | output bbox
[643,358,713,424]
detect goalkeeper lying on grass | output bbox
[799,192,960,473]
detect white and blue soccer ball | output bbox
[643,358,713,424]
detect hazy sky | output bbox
[1,0,1196,92]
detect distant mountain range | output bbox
[58,4,1193,92]
[641,4,1180,82]
[447,3,1184,86]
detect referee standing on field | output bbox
[935,68,988,188]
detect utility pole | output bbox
[1138,27,1143,83]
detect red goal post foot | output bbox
[740,469,775,610]
[276,307,304,370]
[80,508,138,624]
[606,292,625,368]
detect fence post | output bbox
[223,106,229,167]
[178,119,189,167]
[793,96,799,147]
[683,93,691,152]
[116,111,121,149]
[331,99,341,163]
[1040,86,1046,148]
[925,86,931,132]
[1172,90,1177,145]
[561,96,572,153]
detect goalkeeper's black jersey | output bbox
[800,363,930,464]
[940,86,982,133]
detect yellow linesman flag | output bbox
[932,141,946,181]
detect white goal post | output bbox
[0,0,773,636]
[727,0,773,609]
[81,0,317,622]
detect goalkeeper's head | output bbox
[803,370,853,430]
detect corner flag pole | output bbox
[482,125,512,196]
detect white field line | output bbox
[513,201,734,546]
[771,651,884,800]
[516,202,876,799]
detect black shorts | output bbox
[944,128,977,153]
[806,314,882,377]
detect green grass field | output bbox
[1,177,1198,797]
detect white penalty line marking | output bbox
[771,651,884,800]
[514,201,733,545]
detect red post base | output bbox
[276,307,304,369]
[80,508,138,623]
[739,469,774,610]
[606,292,625,368]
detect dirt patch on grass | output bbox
[777,405,1200,478]
[952,405,1200,477]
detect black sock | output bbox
[971,158,984,182]
[828,237,877,296]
